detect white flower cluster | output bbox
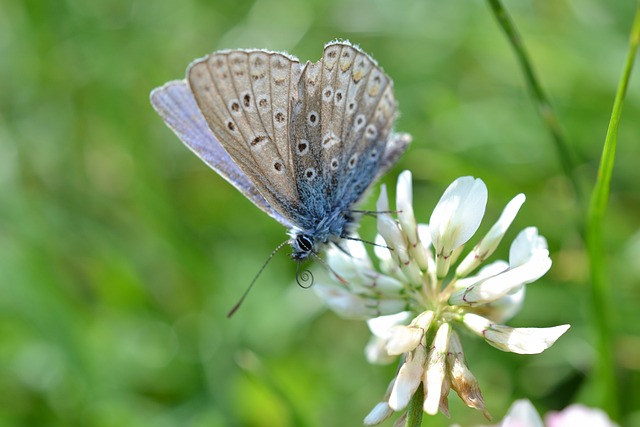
[313,171,570,425]
[495,400,618,427]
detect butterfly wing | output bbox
[377,132,412,180]
[150,80,293,227]
[187,50,303,222]
[290,41,408,228]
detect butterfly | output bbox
[150,40,410,269]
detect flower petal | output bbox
[412,223,434,271]
[417,224,432,250]
[449,249,551,306]
[365,336,397,365]
[544,404,619,427]
[386,325,424,355]
[325,239,373,281]
[313,283,369,319]
[430,177,487,277]
[501,399,544,427]
[412,310,435,330]
[364,402,394,425]
[430,177,487,254]
[377,186,407,254]
[480,285,526,323]
[462,313,570,354]
[389,345,427,410]
[456,193,526,277]
[397,171,418,246]
[374,234,402,278]
[367,312,413,339]
[448,331,490,419]
[423,323,450,415]
[365,378,398,425]
[453,260,509,292]
[510,227,548,268]
[314,284,406,319]
[485,325,571,354]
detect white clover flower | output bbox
[544,404,619,427]
[312,171,570,425]
[499,399,544,427]
[494,400,618,427]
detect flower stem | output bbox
[585,4,640,420]
[485,0,581,201]
[405,385,424,427]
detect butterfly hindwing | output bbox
[377,132,412,180]
[309,42,402,210]
[289,58,330,229]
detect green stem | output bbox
[405,385,424,427]
[585,4,640,420]
[486,0,581,201]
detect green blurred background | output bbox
[1,0,639,425]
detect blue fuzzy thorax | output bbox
[288,208,360,260]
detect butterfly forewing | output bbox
[187,50,301,218]
[149,80,292,227]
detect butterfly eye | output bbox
[296,234,314,253]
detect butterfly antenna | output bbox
[227,239,289,318]
[311,252,349,286]
[344,236,393,251]
[350,209,402,217]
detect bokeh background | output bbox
[2,0,639,426]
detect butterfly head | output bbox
[290,233,317,260]
[289,209,359,260]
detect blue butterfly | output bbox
[151,41,410,268]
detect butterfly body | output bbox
[151,41,410,262]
